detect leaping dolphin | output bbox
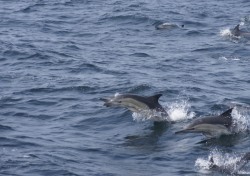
[231,24,250,38]
[208,152,250,174]
[175,108,234,138]
[100,93,169,121]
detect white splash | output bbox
[232,107,250,133]
[219,27,241,41]
[219,28,233,37]
[167,100,195,122]
[114,92,121,97]
[240,22,245,26]
[219,56,240,61]
[195,149,245,174]
[132,99,195,122]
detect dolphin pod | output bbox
[101,93,249,174]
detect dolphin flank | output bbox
[175,108,234,138]
[100,93,169,121]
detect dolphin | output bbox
[100,93,169,121]
[208,152,250,174]
[155,22,184,30]
[231,24,250,38]
[175,108,234,138]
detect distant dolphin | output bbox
[231,24,250,38]
[155,22,184,30]
[175,108,234,138]
[100,93,169,121]
[209,152,250,174]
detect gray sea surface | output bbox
[0,0,250,175]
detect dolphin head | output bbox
[100,93,131,108]
[175,119,209,134]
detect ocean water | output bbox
[0,0,250,175]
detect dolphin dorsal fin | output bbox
[208,156,215,169]
[219,108,233,118]
[234,24,240,31]
[209,157,214,164]
[148,94,162,103]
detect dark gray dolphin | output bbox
[209,152,250,174]
[231,24,250,38]
[175,108,234,138]
[100,93,169,121]
[155,22,184,30]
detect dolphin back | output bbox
[218,108,233,126]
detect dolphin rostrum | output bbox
[231,24,250,38]
[100,93,169,121]
[175,108,234,138]
[208,152,250,174]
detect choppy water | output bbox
[0,0,250,175]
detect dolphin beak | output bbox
[175,128,194,134]
[99,98,112,107]
[99,98,108,102]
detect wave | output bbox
[0,137,42,148]
[127,84,152,93]
[130,52,151,57]
[20,85,95,94]
[100,14,153,25]
[0,125,14,131]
